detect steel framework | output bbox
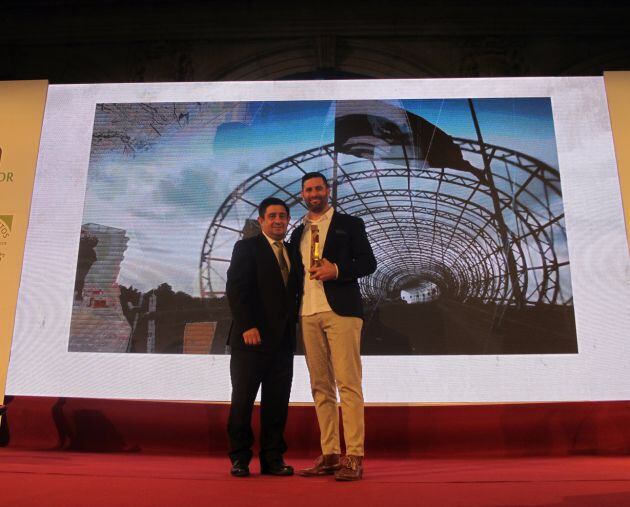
[200,139,571,308]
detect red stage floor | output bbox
[1,449,630,507]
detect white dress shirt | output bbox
[299,207,335,316]
[261,231,291,272]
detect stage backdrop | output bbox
[5,78,630,403]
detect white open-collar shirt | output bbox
[299,206,335,316]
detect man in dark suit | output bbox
[289,172,376,481]
[226,197,297,477]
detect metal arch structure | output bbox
[200,139,571,310]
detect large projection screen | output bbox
[6,78,630,403]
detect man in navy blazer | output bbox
[226,197,297,477]
[289,172,376,481]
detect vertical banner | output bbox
[0,81,48,408]
[604,71,630,239]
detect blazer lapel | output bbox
[322,211,338,259]
[283,240,292,275]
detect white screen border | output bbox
[7,77,630,403]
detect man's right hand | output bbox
[242,327,262,346]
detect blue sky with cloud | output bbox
[82,97,560,296]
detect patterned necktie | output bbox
[273,241,289,286]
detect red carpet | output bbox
[1,450,630,507]
[2,397,630,506]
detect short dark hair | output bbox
[301,171,329,188]
[258,197,290,218]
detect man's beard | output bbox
[307,198,327,213]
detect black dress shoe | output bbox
[261,462,294,476]
[230,461,250,477]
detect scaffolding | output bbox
[200,134,570,310]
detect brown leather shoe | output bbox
[334,455,363,481]
[299,454,341,476]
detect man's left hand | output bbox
[308,258,338,281]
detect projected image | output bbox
[69,98,576,355]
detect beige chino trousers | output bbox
[301,311,364,456]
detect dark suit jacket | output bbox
[226,234,298,352]
[289,211,376,319]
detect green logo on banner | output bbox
[0,214,10,261]
[0,215,12,246]
[0,215,13,231]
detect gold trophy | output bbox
[313,239,322,266]
[310,224,322,272]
